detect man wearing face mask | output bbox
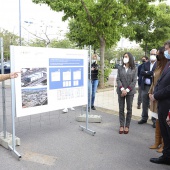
[137,56,149,109]
[138,49,157,127]
[150,40,170,165]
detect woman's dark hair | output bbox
[122,52,135,69]
[156,46,168,73]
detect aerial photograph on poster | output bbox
[21,68,47,87]
[22,88,48,108]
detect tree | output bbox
[140,3,170,51]
[0,29,21,60]
[104,46,144,62]
[23,23,52,47]
[49,39,77,49]
[124,2,169,55]
[32,0,130,88]
[28,38,47,47]
[29,38,77,49]
[32,0,160,88]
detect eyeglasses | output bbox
[150,54,156,56]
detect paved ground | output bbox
[0,107,169,170]
[0,76,169,170]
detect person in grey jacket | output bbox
[116,52,137,134]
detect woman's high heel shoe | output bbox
[124,127,129,134]
[119,126,124,134]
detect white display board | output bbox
[10,46,88,117]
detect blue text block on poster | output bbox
[49,58,84,66]
[49,67,84,89]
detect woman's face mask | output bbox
[164,50,170,59]
[123,57,129,64]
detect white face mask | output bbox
[92,60,97,64]
[150,55,156,61]
[164,50,170,59]
[123,58,129,64]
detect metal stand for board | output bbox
[79,45,96,136]
[79,107,96,136]
[8,78,21,160]
[0,38,21,160]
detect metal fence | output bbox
[0,81,88,137]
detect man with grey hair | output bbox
[138,49,157,127]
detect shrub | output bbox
[98,60,112,85]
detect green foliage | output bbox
[66,0,127,49]
[0,29,21,60]
[104,47,116,62]
[113,47,145,61]
[32,0,160,88]
[49,39,77,49]
[98,59,112,85]
[28,38,77,49]
[29,39,46,47]
[124,2,170,54]
[141,3,170,51]
[32,0,131,88]
[104,46,145,63]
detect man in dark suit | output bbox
[138,49,157,127]
[137,56,148,109]
[150,40,170,165]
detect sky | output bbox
[0,0,170,46]
[0,0,68,40]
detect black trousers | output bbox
[158,109,170,158]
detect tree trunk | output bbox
[145,42,147,56]
[99,37,106,88]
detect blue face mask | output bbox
[164,50,170,59]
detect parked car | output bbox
[0,62,10,74]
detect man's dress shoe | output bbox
[138,119,147,124]
[150,155,170,165]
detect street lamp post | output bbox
[19,0,22,46]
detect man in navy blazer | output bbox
[150,40,170,165]
[137,56,148,109]
[138,49,157,127]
